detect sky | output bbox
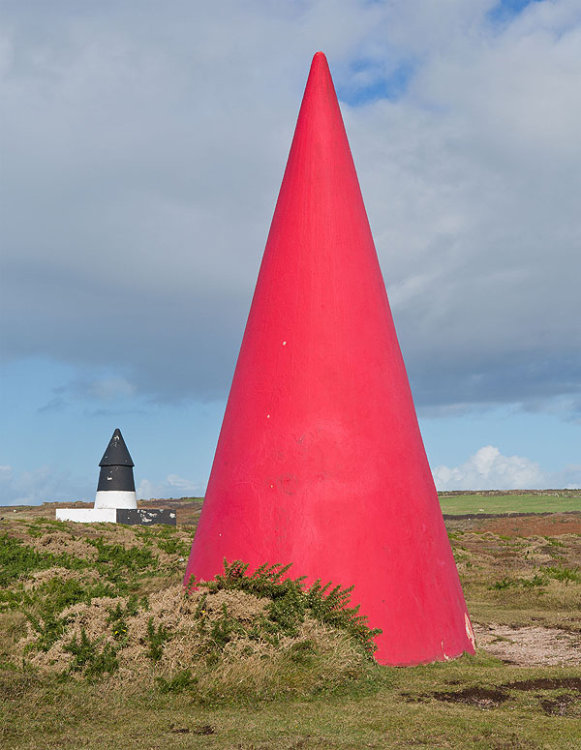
[1,0,580,505]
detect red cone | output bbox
[185,52,475,665]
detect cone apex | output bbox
[308,50,331,82]
[99,428,134,467]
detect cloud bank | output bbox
[433,445,581,491]
[1,0,579,414]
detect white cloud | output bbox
[433,445,581,491]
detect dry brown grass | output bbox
[18,581,371,703]
[23,566,100,590]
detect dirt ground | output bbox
[473,623,581,667]
[444,511,581,535]
[480,513,581,536]
[461,512,581,667]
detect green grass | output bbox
[1,661,580,748]
[0,512,580,749]
[439,491,581,515]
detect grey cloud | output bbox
[1,1,580,412]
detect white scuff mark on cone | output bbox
[465,613,476,648]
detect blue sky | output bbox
[1,0,580,504]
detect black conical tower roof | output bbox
[99,428,134,467]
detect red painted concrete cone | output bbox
[185,52,475,665]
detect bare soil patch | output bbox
[474,623,581,666]
[503,678,581,718]
[480,514,581,536]
[505,677,581,691]
[539,694,577,716]
[432,686,510,709]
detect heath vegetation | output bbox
[0,497,580,749]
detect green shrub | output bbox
[0,535,56,586]
[145,617,171,662]
[23,610,67,653]
[286,639,316,666]
[86,538,159,575]
[200,560,381,657]
[63,628,119,679]
[156,537,190,556]
[491,575,546,590]
[544,566,580,583]
[0,589,28,611]
[156,669,198,694]
[21,576,125,653]
[491,567,580,590]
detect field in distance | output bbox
[438,489,581,516]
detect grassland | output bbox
[0,501,580,749]
[438,489,581,516]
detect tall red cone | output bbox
[185,52,475,665]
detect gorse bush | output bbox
[491,575,546,590]
[145,617,171,661]
[194,560,381,657]
[23,609,67,654]
[22,577,123,653]
[4,517,382,704]
[156,668,198,694]
[156,537,190,556]
[85,538,159,576]
[490,566,581,590]
[107,595,145,644]
[544,566,580,584]
[64,628,119,680]
[17,558,381,704]
[0,534,84,587]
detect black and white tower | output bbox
[94,428,137,509]
[56,428,176,525]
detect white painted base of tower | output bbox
[56,508,117,523]
[94,490,137,509]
